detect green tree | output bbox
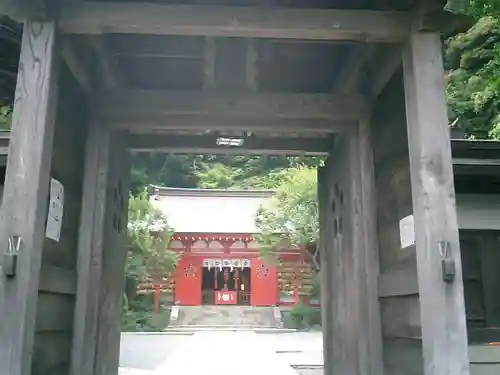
[195,162,241,189]
[254,166,319,269]
[123,190,179,331]
[0,105,12,130]
[445,0,500,139]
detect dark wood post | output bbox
[319,128,384,375]
[94,131,130,375]
[317,165,335,374]
[0,20,60,375]
[402,31,470,375]
[71,123,112,375]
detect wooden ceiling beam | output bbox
[202,37,216,90]
[107,114,353,134]
[128,134,332,155]
[361,44,403,103]
[87,36,121,88]
[59,3,410,42]
[246,39,258,91]
[96,89,364,121]
[332,43,376,95]
[61,38,92,92]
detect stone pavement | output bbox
[119,331,324,375]
[152,331,299,374]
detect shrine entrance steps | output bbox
[168,306,282,329]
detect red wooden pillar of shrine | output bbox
[251,258,278,306]
[174,255,202,305]
[153,284,160,321]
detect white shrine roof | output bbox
[150,187,274,234]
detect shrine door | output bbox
[250,258,278,306]
[174,256,202,305]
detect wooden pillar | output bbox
[0,20,60,375]
[402,31,470,375]
[357,117,384,375]
[319,127,383,375]
[317,165,335,374]
[94,131,130,375]
[71,123,112,375]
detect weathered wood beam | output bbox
[0,20,60,375]
[87,36,121,88]
[94,131,130,375]
[357,116,384,375]
[402,31,469,375]
[202,37,216,90]
[108,115,352,134]
[332,43,376,94]
[246,38,258,91]
[0,1,53,21]
[96,90,364,121]
[61,38,92,92]
[362,44,403,103]
[59,3,410,42]
[317,164,335,374]
[70,122,111,375]
[128,134,331,155]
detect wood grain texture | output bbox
[96,90,364,121]
[402,31,469,375]
[383,338,424,375]
[380,296,422,339]
[59,3,410,42]
[128,134,331,155]
[39,264,76,295]
[94,132,130,375]
[35,293,75,332]
[0,20,60,375]
[71,122,111,375]
[357,116,384,375]
[317,165,335,374]
[110,115,353,134]
[32,332,72,375]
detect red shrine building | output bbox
[149,187,317,307]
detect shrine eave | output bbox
[171,233,256,242]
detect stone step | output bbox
[169,306,282,328]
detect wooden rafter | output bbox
[245,39,258,91]
[61,38,92,93]
[202,37,216,90]
[332,43,376,95]
[87,36,121,89]
[96,89,365,121]
[59,3,410,42]
[361,44,403,103]
[108,115,354,134]
[128,134,332,155]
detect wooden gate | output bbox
[174,256,202,305]
[250,258,277,306]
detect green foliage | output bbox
[448,0,500,17]
[445,1,500,139]
[123,190,178,331]
[196,162,242,189]
[127,189,178,279]
[254,166,319,264]
[0,106,12,130]
[283,301,321,330]
[122,292,171,332]
[445,16,500,138]
[130,154,323,194]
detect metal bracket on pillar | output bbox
[438,240,456,283]
[3,235,21,278]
